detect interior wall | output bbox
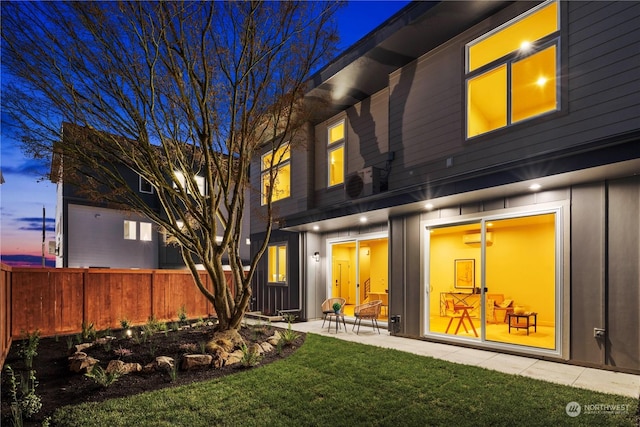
[369,240,389,293]
[486,220,555,324]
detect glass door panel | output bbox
[428,222,482,339]
[359,238,388,320]
[330,237,389,319]
[485,214,556,349]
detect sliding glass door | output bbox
[426,212,558,350]
[329,235,388,320]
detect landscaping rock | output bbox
[214,329,245,348]
[267,331,281,346]
[212,351,228,369]
[260,342,274,353]
[249,343,263,355]
[225,349,244,366]
[68,352,99,373]
[106,359,142,375]
[155,356,175,372]
[69,343,93,355]
[181,354,213,370]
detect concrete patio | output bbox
[275,319,640,399]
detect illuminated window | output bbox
[140,222,152,242]
[173,170,206,196]
[261,143,290,205]
[466,0,559,138]
[268,243,287,283]
[327,120,345,187]
[124,220,136,240]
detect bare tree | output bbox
[1,1,339,330]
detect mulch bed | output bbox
[1,321,305,426]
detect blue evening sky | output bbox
[0,0,411,267]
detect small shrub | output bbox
[143,315,166,336]
[113,346,133,359]
[19,330,40,369]
[169,364,178,382]
[81,322,96,342]
[85,364,122,388]
[239,344,262,367]
[282,313,298,323]
[66,336,74,351]
[279,323,300,346]
[119,318,131,329]
[177,305,188,324]
[4,365,42,422]
[149,340,159,357]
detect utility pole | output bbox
[42,206,45,267]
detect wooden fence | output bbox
[1,264,234,366]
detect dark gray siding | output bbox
[389,215,422,336]
[607,176,640,371]
[571,177,640,372]
[250,230,300,316]
[570,183,606,366]
[386,1,640,192]
[314,90,390,207]
[249,125,313,232]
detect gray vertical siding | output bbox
[570,183,607,366]
[607,176,640,370]
[389,215,422,336]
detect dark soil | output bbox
[1,320,305,426]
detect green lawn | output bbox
[53,334,638,426]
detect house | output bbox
[52,123,251,270]
[249,0,640,373]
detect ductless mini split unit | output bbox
[463,232,493,245]
[345,166,381,200]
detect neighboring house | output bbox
[52,123,251,269]
[249,0,640,373]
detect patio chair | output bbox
[321,297,347,331]
[352,300,382,334]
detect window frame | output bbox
[327,120,345,188]
[124,220,137,240]
[140,222,153,242]
[465,0,560,139]
[260,142,291,206]
[172,170,207,196]
[267,242,288,286]
[139,175,153,194]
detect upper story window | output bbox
[173,170,206,196]
[466,0,559,138]
[261,143,290,205]
[327,120,345,187]
[268,243,287,284]
[139,175,153,194]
